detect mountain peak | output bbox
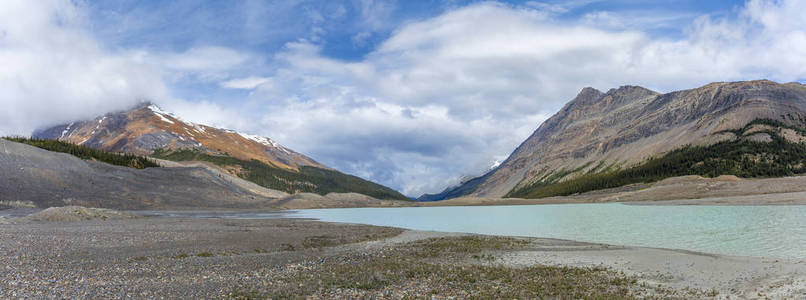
[434,80,806,200]
[608,85,658,95]
[34,103,326,170]
[574,87,604,103]
[131,100,155,109]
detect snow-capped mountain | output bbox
[34,102,325,170]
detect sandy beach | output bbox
[2,210,805,299]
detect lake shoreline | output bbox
[2,214,806,298]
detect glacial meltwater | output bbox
[290,203,806,259]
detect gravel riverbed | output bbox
[0,217,401,298]
[3,212,806,299]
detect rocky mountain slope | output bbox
[426,80,806,200]
[0,138,413,209]
[32,102,408,200]
[34,102,323,170]
[0,138,274,209]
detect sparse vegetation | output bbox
[226,236,644,299]
[196,252,215,257]
[151,149,408,200]
[0,200,37,208]
[4,137,159,169]
[410,236,528,257]
[507,119,806,198]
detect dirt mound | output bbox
[270,192,411,209]
[21,206,136,222]
[323,192,378,202]
[653,175,707,186]
[712,175,743,182]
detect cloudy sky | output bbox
[1,0,805,197]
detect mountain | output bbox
[34,102,408,200]
[0,138,414,209]
[0,138,275,210]
[34,102,323,170]
[425,80,806,200]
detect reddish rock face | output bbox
[34,102,326,170]
[437,80,806,199]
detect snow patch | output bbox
[148,104,175,124]
[237,132,290,154]
[94,116,107,130]
[59,122,74,139]
[490,160,501,170]
[146,103,203,129]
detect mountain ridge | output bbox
[0,138,273,210]
[34,102,409,200]
[34,101,324,170]
[423,80,806,200]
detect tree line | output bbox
[507,119,806,198]
[4,137,159,169]
[152,149,409,200]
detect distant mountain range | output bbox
[422,80,806,201]
[33,102,408,200]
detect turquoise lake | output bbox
[291,203,806,259]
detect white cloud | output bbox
[525,0,601,15]
[228,1,806,196]
[160,46,249,73]
[220,76,272,89]
[131,46,252,83]
[356,0,396,31]
[581,10,696,31]
[0,0,166,136]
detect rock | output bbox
[0,138,277,210]
[438,80,806,199]
[17,206,136,222]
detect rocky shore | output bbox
[2,212,806,298]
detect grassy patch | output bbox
[226,236,652,299]
[301,233,393,249]
[169,252,218,259]
[196,252,215,257]
[302,235,347,249]
[410,236,529,257]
